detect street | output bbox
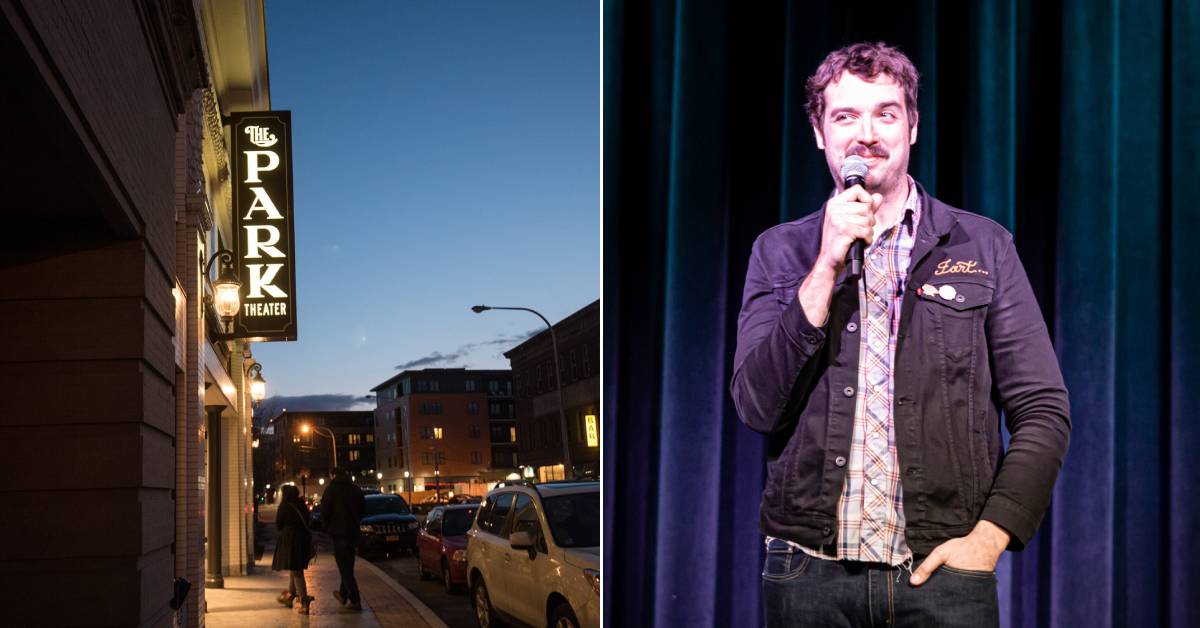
[370,552,477,628]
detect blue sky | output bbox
[253,1,599,410]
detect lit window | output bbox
[366,433,374,443]
[348,434,362,445]
[509,427,517,442]
[349,450,361,461]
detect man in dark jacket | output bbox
[320,468,366,610]
[731,42,1070,628]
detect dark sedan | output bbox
[415,504,478,592]
[357,494,420,557]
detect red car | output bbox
[416,504,478,592]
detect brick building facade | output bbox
[505,300,600,480]
[0,2,274,625]
[266,410,377,500]
[372,369,516,501]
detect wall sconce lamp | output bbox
[247,363,267,407]
[205,249,241,333]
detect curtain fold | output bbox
[605,1,1200,626]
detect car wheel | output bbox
[551,601,580,628]
[417,554,430,580]
[442,558,454,593]
[472,578,503,628]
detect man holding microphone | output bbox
[730,42,1070,627]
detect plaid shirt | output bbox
[772,178,921,567]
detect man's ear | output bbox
[812,124,825,150]
[909,113,919,145]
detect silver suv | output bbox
[467,481,600,628]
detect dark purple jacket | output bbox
[730,183,1070,555]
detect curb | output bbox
[359,558,450,628]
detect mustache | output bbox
[848,145,889,159]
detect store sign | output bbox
[230,111,297,341]
[585,414,599,448]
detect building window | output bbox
[430,380,440,392]
[422,453,431,465]
[467,401,479,415]
[417,380,429,392]
[488,380,500,394]
[421,426,433,439]
[489,402,501,417]
[366,433,374,443]
[510,426,517,443]
[349,450,361,461]
[583,343,591,377]
[348,434,362,445]
[465,379,476,392]
[471,451,482,464]
[420,402,442,415]
[470,425,481,438]
[570,349,578,380]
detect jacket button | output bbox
[843,386,855,397]
[835,456,847,467]
[847,322,858,333]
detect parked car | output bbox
[357,494,420,557]
[467,481,599,628]
[416,504,480,592]
[309,503,323,531]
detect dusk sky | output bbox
[253,1,599,411]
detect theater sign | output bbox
[230,111,298,341]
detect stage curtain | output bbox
[603,1,1200,626]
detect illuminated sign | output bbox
[585,414,599,448]
[229,111,298,341]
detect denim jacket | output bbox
[730,183,1070,555]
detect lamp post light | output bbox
[301,423,338,471]
[247,363,267,407]
[431,426,444,504]
[205,249,241,334]
[472,304,571,478]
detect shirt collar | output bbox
[873,176,921,240]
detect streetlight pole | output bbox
[431,426,443,504]
[472,305,572,479]
[404,470,411,506]
[302,424,338,472]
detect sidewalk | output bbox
[206,543,447,627]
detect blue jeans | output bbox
[332,537,361,605]
[762,538,999,628]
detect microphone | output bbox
[840,155,869,277]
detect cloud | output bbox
[395,350,466,370]
[393,329,540,371]
[253,393,374,424]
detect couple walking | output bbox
[272,468,367,614]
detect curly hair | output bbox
[805,42,920,130]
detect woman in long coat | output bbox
[272,484,315,613]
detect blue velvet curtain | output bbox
[602,1,1200,626]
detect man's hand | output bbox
[816,185,882,274]
[796,186,882,326]
[909,520,1010,586]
